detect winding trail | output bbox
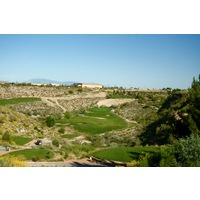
[41,97,66,112]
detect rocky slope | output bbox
[0,106,52,137]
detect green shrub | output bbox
[77,88,83,93]
[46,116,55,127]
[137,153,150,167]
[52,139,59,147]
[2,131,11,143]
[32,155,41,162]
[58,127,65,134]
[63,151,69,159]
[68,90,74,94]
[159,146,178,167]
[138,146,177,167]
[64,111,72,119]
[79,108,86,114]
[175,133,200,167]
[0,155,27,167]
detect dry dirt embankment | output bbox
[41,92,107,112]
[41,95,135,113]
[97,98,135,107]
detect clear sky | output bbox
[0,34,199,89]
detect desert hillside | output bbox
[1,79,199,167]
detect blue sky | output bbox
[0,34,199,89]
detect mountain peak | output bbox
[27,78,74,86]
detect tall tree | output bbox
[189,74,200,133]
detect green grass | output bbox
[61,133,79,139]
[8,148,54,160]
[11,136,33,146]
[0,98,41,105]
[57,107,127,134]
[91,146,160,162]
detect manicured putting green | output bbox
[57,107,127,134]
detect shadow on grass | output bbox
[128,151,141,161]
[71,161,115,167]
[128,149,160,161]
[70,156,128,167]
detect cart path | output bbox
[27,158,116,167]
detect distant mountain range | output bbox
[26,78,75,86]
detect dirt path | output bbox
[41,97,66,112]
[54,99,66,112]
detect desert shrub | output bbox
[32,111,38,116]
[159,146,178,167]
[2,131,11,143]
[124,135,141,147]
[52,139,59,147]
[64,152,69,159]
[58,127,65,134]
[64,111,72,119]
[137,146,177,167]
[175,133,200,167]
[16,155,26,161]
[32,155,41,162]
[77,88,83,93]
[0,155,27,167]
[86,134,106,147]
[54,114,62,120]
[79,108,86,114]
[126,160,138,167]
[62,144,95,158]
[137,152,162,167]
[46,116,55,127]
[68,90,74,94]
[137,153,150,167]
